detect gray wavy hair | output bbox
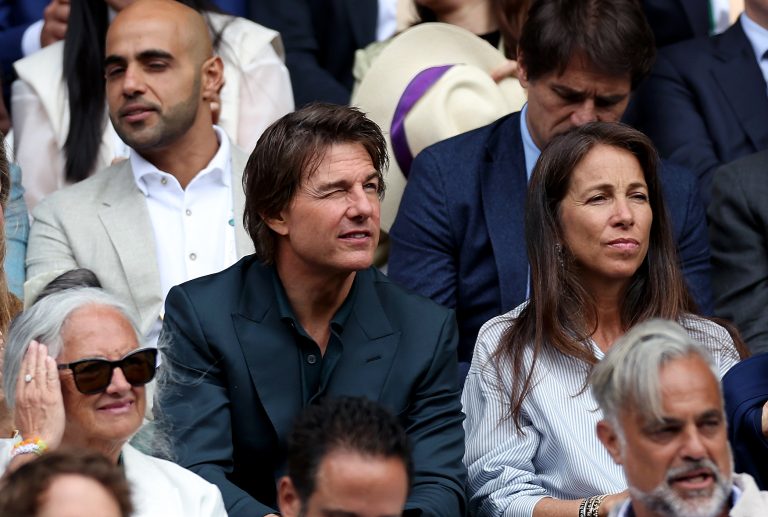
[3,288,142,408]
[590,318,721,431]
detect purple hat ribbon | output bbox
[390,64,454,179]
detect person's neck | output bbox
[585,281,629,352]
[140,125,219,190]
[437,0,497,36]
[63,434,124,465]
[746,2,768,31]
[275,262,356,353]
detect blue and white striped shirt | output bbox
[462,305,741,516]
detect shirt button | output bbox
[306,354,317,365]
[185,209,192,216]
[189,253,197,261]
[160,177,168,185]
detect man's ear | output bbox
[597,419,624,466]
[277,476,301,517]
[516,50,529,88]
[263,211,289,236]
[201,55,225,101]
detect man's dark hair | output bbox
[0,448,134,516]
[285,396,412,503]
[518,0,656,89]
[34,268,103,304]
[242,103,388,264]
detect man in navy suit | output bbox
[389,0,713,373]
[158,104,466,517]
[632,0,768,202]
[248,0,379,106]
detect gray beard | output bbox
[628,459,732,517]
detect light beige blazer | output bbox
[24,144,253,336]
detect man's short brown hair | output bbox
[243,103,388,264]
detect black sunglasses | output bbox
[57,348,158,395]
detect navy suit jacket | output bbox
[389,111,714,365]
[248,0,377,106]
[0,0,47,105]
[723,353,768,490]
[158,257,467,517]
[632,21,768,202]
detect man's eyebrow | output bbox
[104,55,127,68]
[315,172,379,192]
[136,49,174,61]
[105,50,173,69]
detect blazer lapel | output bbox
[325,269,399,399]
[97,161,163,332]
[480,113,530,312]
[712,24,768,152]
[233,264,303,441]
[230,144,254,258]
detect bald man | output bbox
[25,0,254,344]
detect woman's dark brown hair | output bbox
[492,122,742,429]
[0,448,133,516]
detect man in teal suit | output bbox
[158,103,467,517]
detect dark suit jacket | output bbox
[389,111,714,366]
[158,257,467,517]
[248,0,378,106]
[0,0,47,106]
[632,21,768,202]
[642,0,710,47]
[709,150,768,354]
[723,352,768,490]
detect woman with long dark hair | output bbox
[462,122,743,516]
[12,0,293,208]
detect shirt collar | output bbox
[131,125,231,195]
[519,103,541,181]
[741,13,768,63]
[270,267,359,335]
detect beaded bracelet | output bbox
[579,494,607,517]
[11,437,47,458]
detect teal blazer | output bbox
[158,256,467,516]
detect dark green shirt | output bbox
[270,267,357,405]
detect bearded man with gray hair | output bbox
[591,319,768,517]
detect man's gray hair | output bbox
[3,288,142,407]
[590,319,721,427]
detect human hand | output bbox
[41,0,70,48]
[762,400,768,437]
[13,341,65,450]
[490,59,520,83]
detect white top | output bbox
[462,304,741,517]
[122,444,227,517]
[130,126,237,344]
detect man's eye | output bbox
[105,67,125,78]
[147,62,167,70]
[364,182,379,191]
